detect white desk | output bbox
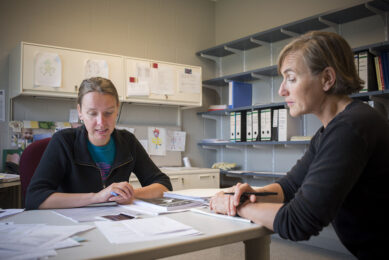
[3,209,272,260]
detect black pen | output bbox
[224,192,278,204]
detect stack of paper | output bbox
[53,206,140,222]
[0,173,20,183]
[163,188,225,202]
[95,216,201,244]
[0,223,94,259]
[133,197,204,212]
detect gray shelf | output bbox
[198,140,310,146]
[197,0,389,58]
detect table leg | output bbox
[244,234,270,260]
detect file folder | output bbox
[246,111,253,142]
[252,110,259,141]
[228,81,252,109]
[235,111,246,142]
[230,112,236,142]
[260,109,271,141]
[278,108,300,141]
[272,109,279,141]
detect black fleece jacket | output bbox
[26,126,172,210]
[274,100,389,259]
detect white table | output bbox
[3,209,272,260]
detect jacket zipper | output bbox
[77,158,133,189]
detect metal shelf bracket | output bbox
[251,72,270,80]
[224,46,243,55]
[250,37,270,46]
[280,28,299,37]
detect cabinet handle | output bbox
[199,175,212,179]
[74,85,78,91]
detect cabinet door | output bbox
[186,173,219,189]
[124,58,201,106]
[22,43,124,98]
[169,175,186,191]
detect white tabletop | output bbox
[3,209,271,260]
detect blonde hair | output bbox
[277,31,363,95]
[77,77,119,108]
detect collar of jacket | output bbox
[73,125,133,167]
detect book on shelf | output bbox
[133,197,204,212]
[228,81,252,109]
[374,56,384,90]
[358,51,378,92]
[208,104,227,111]
[290,136,312,141]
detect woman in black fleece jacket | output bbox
[26,77,172,210]
[209,31,389,259]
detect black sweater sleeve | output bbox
[25,133,68,210]
[274,122,368,241]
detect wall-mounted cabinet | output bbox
[9,42,202,108]
[124,57,202,107]
[9,42,124,99]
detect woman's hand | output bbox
[209,183,256,216]
[96,182,135,204]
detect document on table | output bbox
[190,207,252,223]
[0,222,94,260]
[95,216,201,244]
[52,205,140,222]
[0,208,24,219]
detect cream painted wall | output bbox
[0,0,217,168]
[214,0,367,44]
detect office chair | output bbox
[19,137,51,206]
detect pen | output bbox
[110,191,119,197]
[224,192,278,204]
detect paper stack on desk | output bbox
[0,222,94,259]
[95,216,201,244]
[0,173,20,183]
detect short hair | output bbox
[77,77,119,108]
[277,31,363,95]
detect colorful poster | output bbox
[148,127,166,156]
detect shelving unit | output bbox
[197,1,389,59]
[195,1,389,255]
[196,0,389,177]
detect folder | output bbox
[246,111,253,142]
[272,109,279,141]
[230,112,236,142]
[235,111,246,142]
[278,108,300,141]
[252,110,259,142]
[228,81,252,109]
[260,109,271,141]
[358,51,377,92]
